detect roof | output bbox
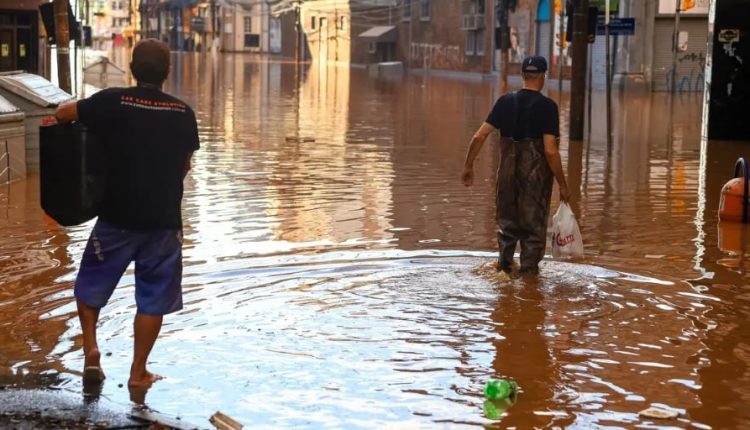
[357,26,398,43]
[0,95,19,115]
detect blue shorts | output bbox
[74,219,184,316]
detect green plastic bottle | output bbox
[483,399,513,420]
[483,379,518,401]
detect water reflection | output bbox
[0,53,749,428]
[488,276,558,428]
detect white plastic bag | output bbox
[551,203,584,258]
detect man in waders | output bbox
[55,39,199,388]
[461,56,570,275]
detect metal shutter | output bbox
[652,18,708,92]
[536,21,551,58]
[590,35,607,90]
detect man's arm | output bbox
[461,122,496,187]
[543,134,570,202]
[55,102,79,124]
[183,152,194,179]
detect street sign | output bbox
[596,17,635,36]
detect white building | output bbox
[220,0,272,52]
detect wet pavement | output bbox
[0,389,148,429]
[2,53,750,428]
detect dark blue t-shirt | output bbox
[485,89,560,140]
[77,86,199,230]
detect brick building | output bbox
[397,0,493,75]
[397,0,557,78]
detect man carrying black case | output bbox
[54,39,199,389]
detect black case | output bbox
[40,122,106,226]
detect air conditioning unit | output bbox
[462,14,485,31]
[462,14,478,31]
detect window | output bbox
[311,16,316,29]
[465,32,476,55]
[420,0,430,20]
[475,30,485,55]
[369,42,377,54]
[339,16,347,31]
[244,16,252,34]
[402,0,411,20]
[244,34,260,48]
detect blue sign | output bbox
[596,17,635,36]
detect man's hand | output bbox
[559,184,571,203]
[461,166,474,187]
[462,122,495,188]
[55,102,79,124]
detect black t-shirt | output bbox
[485,89,560,140]
[77,86,200,230]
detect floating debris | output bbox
[285,136,316,143]
[210,411,243,430]
[639,407,679,420]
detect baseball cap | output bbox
[521,56,548,73]
[130,39,171,85]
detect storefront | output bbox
[652,0,709,92]
[0,9,40,74]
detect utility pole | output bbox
[295,2,301,63]
[568,0,588,140]
[54,0,72,93]
[604,0,612,146]
[210,0,217,52]
[497,0,510,94]
[548,0,555,70]
[670,0,682,94]
[557,0,564,104]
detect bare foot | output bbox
[128,370,163,388]
[83,348,105,383]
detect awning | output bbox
[357,26,398,43]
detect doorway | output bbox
[0,10,38,74]
[0,29,14,71]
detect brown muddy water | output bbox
[2,54,750,429]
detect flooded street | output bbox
[2,53,750,428]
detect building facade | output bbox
[220,1,272,53]
[0,0,44,74]
[603,0,709,92]
[393,0,567,78]
[140,0,209,51]
[91,0,138,49]
[289,0,399,67]
[140,0,276,53]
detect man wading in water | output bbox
[55,39,199,387]
[461,56,570,275]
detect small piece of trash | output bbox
[285,137,316,143]
[210,411,243,430]
[639,407,679,419]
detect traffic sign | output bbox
[596,17,635,36]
